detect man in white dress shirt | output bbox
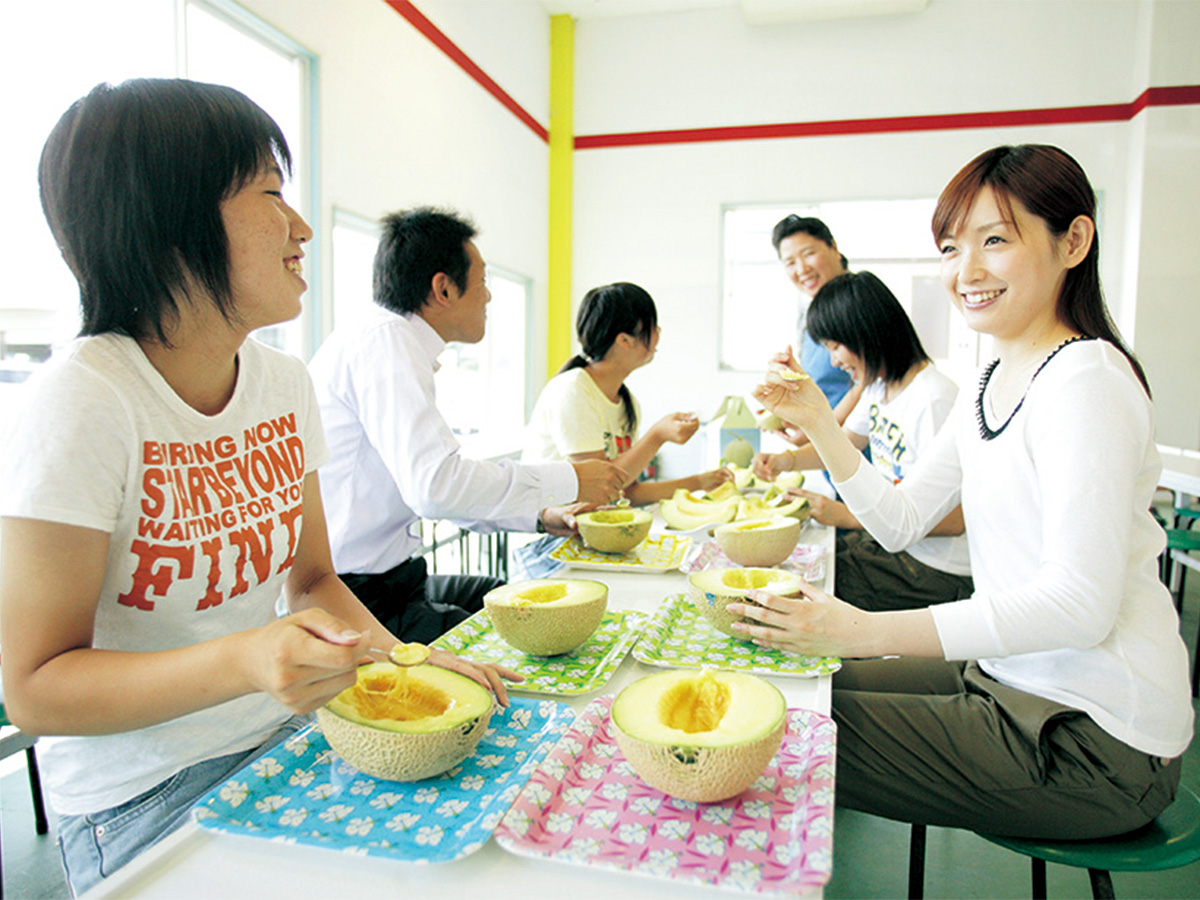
[309,207,625,642]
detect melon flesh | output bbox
[483,578,608,655]
[576,508,652,553]
[611,669,786,802]
[714,515,802,566]
[317,662,493,781]
[687,567,804,637]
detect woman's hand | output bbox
[240,608,370,714]
[652,412,701,445]
[694,467,734,492]
[790,489,858,530]
[753,451,793,481]
[427,647,524,707]
[753,349,832,435]
[726,579,871,658]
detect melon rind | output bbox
[611,669,787,802]
[686,567,805,637]
[713,515,802,566]
[575,508,652,554]
[316,663,494,782]
[483,579,608,655]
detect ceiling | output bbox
[538,0,930,24]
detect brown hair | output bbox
[932,144,1148,395]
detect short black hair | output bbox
[806,272,929,384]
[39,78,292,344]
[770,214,849,269]
[771,214,836,253]
[373,208,477,315]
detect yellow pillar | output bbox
[547,14,575,380]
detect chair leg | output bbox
[908,822,926,899]
[1032,857,1047,900]
[1088,867,1115,899]
[25,746,48,836]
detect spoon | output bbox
[368,642,431,667]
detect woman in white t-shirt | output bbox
[752,271,972,610]
[739,145,1190,840]
[0,79,514,894]
[522,282,729,503]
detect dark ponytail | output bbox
[560,282,658,432]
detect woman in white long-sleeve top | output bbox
[739,144,1192,839]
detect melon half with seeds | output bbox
[575,508,652,554]
[611,669,787,802]
[687,567,805,637]
[316,662,494,782]
[483,578,608,655]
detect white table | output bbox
[84,523,836,900]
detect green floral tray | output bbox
[550,534,690,573]
[632,593,841,678]
[432,609,647,695]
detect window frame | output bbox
[181,0,323,358]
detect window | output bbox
[1,1,317,430]
[721,200,983,386]
[183,0,318,358]
[437,267,532,457]
[330,209,382,334]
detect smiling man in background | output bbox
[308,207,625,642]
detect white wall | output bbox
[1133,0,1200,447]
[567,0,1200,450]
[240,0,551,368]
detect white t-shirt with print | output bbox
[522,367,641,463]
[0,334,329,815]
[843,364,970,576]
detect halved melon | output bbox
[686,566,805,637]
[714,515,802,566]
[611,669,787,802]
[316,662,493,781]
[483,578,608,655]
[576,508,652,554]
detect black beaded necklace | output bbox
[975,335,1092,440]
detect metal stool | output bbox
[908,784,1200,899]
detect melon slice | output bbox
[661,487,740,531]
[714,515,802,566]
[687,566,805,637]
[611,669,786,802]
[317,662,493,781]
[483,578,608,655]
[576,508,652,554]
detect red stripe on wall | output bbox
[382,2,1200,153]
[384,0,549,142]
[574,85,1200,150]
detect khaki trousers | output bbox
[832,658,1181,839]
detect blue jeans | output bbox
[57,715,311,896]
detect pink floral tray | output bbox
[495,697,837,896]
[682,539,827,584]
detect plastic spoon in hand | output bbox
[368,642,431,667]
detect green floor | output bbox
[3,571,1198,899]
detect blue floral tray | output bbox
[192,698,575,863]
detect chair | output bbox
[1159,509,1200,696]
[907,784,1200,899]
[0,704,50,900]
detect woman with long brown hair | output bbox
[739,144,1190,839]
